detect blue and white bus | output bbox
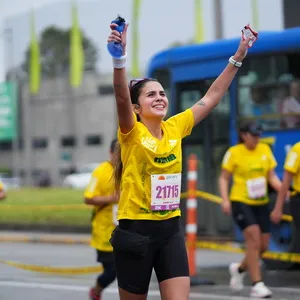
[147,27,300,269]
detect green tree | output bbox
[22,26,98,77]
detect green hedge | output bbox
[0,188,92,226]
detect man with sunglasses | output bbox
[219,121,284,298]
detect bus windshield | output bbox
[237,53,300,130]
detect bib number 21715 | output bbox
[151,173,181,211]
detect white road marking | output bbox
[0,280,294,299]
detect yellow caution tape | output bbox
[195,240,300,263]
[0,259,102,275]
[0,190,295,223]
[181,191,293,222]
[2,240,300,275]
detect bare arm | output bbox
[84,194,118,206]
[191,38,250,126]
[267,169,282,193]
[219,169,231,203]
[274,171,293,211]
[108,23,134,134]
[0,190,6,200]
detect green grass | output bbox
[0,188,92,226]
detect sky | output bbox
[0,0,284,82]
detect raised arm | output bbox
[191,38,250,125]
[108,23,134,134]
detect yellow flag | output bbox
[131,0,142,77]
[70,1,84,87]
[29,11,40,94]
[251,0,259,30]
[194,0,204,43]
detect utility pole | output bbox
[213,0,223,40]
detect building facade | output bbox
[0,72,117,186]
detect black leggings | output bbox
[231,202,271,233]
[96,250,117,288]
[112,217,189,295]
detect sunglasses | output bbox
[129,78,156,90]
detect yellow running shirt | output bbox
[222,143,277,206]
[117,109,194,220]
[84,162,117,252]
[284,142,300,193]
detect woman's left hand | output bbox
[233,37,251,62]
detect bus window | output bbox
[237,54,300,130]
[177,79,230,193]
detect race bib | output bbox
[112,204,118,226]
[246,177,266,199]
[150,173,181,211]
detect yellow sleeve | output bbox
[221,149,235,173]
[117,113,140,144]
[166,109,194,138]
[84,168,102,199]
[284,144,300,174]
[0,182,3,191]
[266,145,277,170]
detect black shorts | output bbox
[112,216,189,295]
[231,202,270,233]
[96,250,114,264]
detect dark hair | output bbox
[130,78,158,105]
[110,138,117,153]
[111,140,122,191]
[112,78,158,191]
[237,120,262,143]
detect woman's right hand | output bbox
[221,200,231,215]
[107,23,129,54]
[270,208,282,224]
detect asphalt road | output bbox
[1,241,300,299]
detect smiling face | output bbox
[134,81,169,120]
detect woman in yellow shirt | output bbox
[107,22,250,300]
[271,141,300,223]
[84,139,118,300]
[219,121,284,299]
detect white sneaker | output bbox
[229,262,246,291]
[250,282,272,298]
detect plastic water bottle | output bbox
[107,15,126,58]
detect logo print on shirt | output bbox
[141,137,157,152]
[169,139,178,148]
[154,154,177,164]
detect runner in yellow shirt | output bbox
[84,139,118,300]
[107,21,250,299]
[0,181,6,200]
[271,141,300,223]
[219,121,284,298]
